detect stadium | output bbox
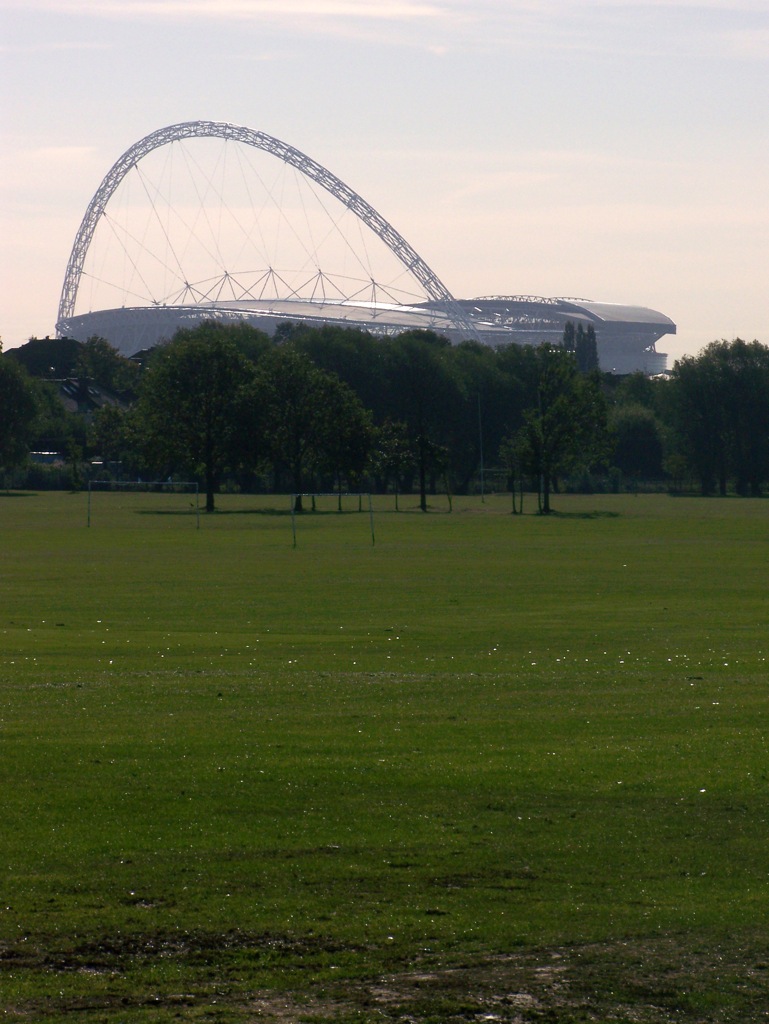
[56,122,675,375]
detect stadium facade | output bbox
[56,121,675,375]
[59,294,674,375]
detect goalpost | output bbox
[290,492,375,548]
[86,480,200,528]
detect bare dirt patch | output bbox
[237,934,769,1023]
[5,932,769,1022]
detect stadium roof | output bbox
[61,292,674,375]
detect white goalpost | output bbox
[86,480,201,528]
[290,492,375,548]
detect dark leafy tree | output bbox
[76,336,141,398]
[369,420,415,510]
[575,324,599,373]
[666,340,769,495]
[27,378,84,460]
[0,357,38,472]
[562,321,576,353]
[669,347,730,494]
[315,376,374,508]
[721,339,769,495]
[382,331,463,511]
[5,336,82,379]
[499,433,527,513]
[562,321,599,372]
[286,325,386,419]
[495,342,542,417]
[447,340,517,494]
[88,404,131,467]
[609,403,665,480]
[511,345,609,513]
[135,324,255,511]
[254,345,363,510]
[220,321,273,366]
[425,437,452,511]
[615,371,663,411]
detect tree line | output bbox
[2,326,769,510]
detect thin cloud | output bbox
[439,0,769,59]
[1,0,448,18]
[0,146,99,193]
[471,0,769,10]
[0,0,474,57]
[723,27,769,56]
[7,0,766,60]
[0,39,109,54]
[24,145,98,161]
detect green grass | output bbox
[2,490,769,1021]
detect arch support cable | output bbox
[57,121,479,341]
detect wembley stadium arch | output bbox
[56,121,675,375]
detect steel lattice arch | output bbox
[56,121,675,374]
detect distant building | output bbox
[53,378,126,415]
[59,293,673,375]
[55,120,676,375]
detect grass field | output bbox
[2,489,769,1022]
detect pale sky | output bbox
[2,0,768,365]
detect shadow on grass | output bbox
[0,491,35,498]
[128,503,618,520]
[134,507,348,517]
[546,510,621,519]
[134,510,205,516]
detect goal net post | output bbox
[290,492,375,547]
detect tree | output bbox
[562,321,599,373]
[286,324,386,419]
[0,358,38,472]
[609,403,665,481]
[369,420,414,510]
[562,321,576,354]
[5,336,82,379]
[615,371,662,411]
[668,350,728,495]
[382,331,463,511]
[76,336,141,398]
[26,377,84,462]
[668,340,769,496]
[499,433,527,513]
[88,404,131,467]
[575,324,599,373]
[253,345,361,510]
[721,339,769,495]
[314,377,373,508]
[135,324,254,511]
[513,345,609,513]
[447,340,516,494]
[218,321,272,366]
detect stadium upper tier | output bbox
[59,294,674,375]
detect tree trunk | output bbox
[542,471,552,514]
[293,462,304,512]
[418,436,428,512]
[205,465,216,513]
